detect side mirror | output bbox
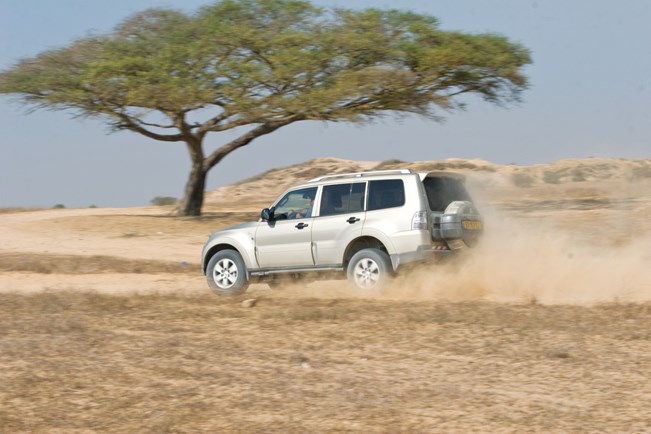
[261,208,273,221]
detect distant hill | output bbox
[203,157,651,212]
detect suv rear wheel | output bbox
[347,248,392,291]
[206,250,249,296]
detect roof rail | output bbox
[308,169,413,183]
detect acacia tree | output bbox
[0,0,531,216]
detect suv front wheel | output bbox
[206,250,249,296]
[347,248,393,291]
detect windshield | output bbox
[422,177,472,212]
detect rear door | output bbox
[422,174,482,246]
[310,182,366,266]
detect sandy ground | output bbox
[1,158,651,432]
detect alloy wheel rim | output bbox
[213,258,238,289]
[354,258,380,289]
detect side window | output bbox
[367,179,405,211]
[319,182,366,217]
[272,187,317,219]
[349,183,366,212]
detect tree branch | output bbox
[114,111,185,142]
[197,110,233,137]
[203,116,304,171]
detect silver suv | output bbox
[201,169,482,295]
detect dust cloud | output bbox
[387,210,651,305]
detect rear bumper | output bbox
[389,245,454,271]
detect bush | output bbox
[571,168,586,182]
[150,196,177,206]
[52,204,65,209]
[373,159,405,170]
[511,172,535,188]
[542,170,562,184]
[631,165,651,180]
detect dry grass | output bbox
[0,253,197,274]
[51,211,258,239]
[2,290,651,433]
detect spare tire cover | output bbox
[443,201,482,247]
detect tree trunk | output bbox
[177,162,206,216]
[175,119,299,216]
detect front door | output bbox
[254,187,317,268]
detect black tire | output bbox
[206,250,249,296]
[346,248,393,291]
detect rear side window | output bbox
[320,183,366,216]
[367,179,405,211]
[422,177,472,211]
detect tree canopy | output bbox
[0,0,532,215]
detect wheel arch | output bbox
[343,236,389,269]
[203,243,246,273]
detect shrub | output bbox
[542,170,562,184]
[511,172,535,188]
[150,196,177,206]
[571,168,586,182]
[631,165,651,180]
[373,159,405,170]
[52,204,65,209]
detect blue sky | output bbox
[1,0,650,208]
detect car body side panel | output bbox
[201,225,258,271]
[361,195,413,245]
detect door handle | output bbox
[346,217,360,224]
[295,222,309,229]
